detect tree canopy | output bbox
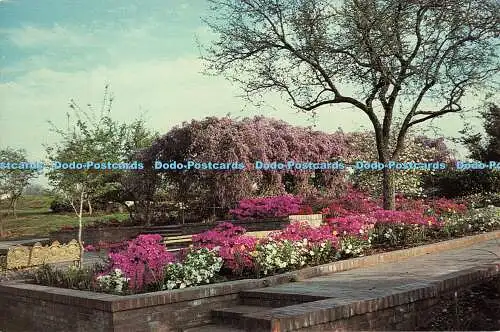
[201,0,500,208]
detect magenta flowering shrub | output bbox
[370,210,438,226]
[325,215,376,236]
[322,190,380,217]
[269,221,338,245]
[192,222,258,275]
[428,198,468,217]
[229,195,303,220]
[106,234,174,291]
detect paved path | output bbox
[193,237,500,331]
[244,237,500,299]
[0,238,49,250]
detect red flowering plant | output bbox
[192,222,258,276]
[324,215,376,237]
[427,198,468,220]
[297,205,314,215]
[104,234,175,291]
[267,221,340,266]
[229,195,303,220]
[322,189,380,218]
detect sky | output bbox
[0,0,493,186]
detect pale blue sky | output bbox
[0,0,492,186]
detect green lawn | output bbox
[0,195,129,240]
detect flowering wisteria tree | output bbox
[140,116,352,216]
[200,0,500,209]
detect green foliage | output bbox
[347,132,453,197]
[31,263,105,291]
[460,103,500,162]
[370,223,429,248]
[0,147,39,214]
[423,169,500,198]
[45,86,158,213]
[442,206,500,237]
[460,192,500,209]
[49,198,74,213]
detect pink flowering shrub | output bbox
[322,190,380,217]
[105,234,174,291]
[269,221,338,245]
[427,198,468,217]
[325,215,376,236]
[192,222,258,275]
[229,195,303,220]
[297,205,314,215]
[370,210,438,226]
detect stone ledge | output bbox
[0,231,498,313]
[285,230,500,281]
[244,263,500,332]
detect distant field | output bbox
[0,195,128,240]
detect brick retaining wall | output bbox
[1,231,498,332]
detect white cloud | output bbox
[4,24,95,48]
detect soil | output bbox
[418,278,500,331]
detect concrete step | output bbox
[239,289,330,307]
[183,323,246,332]
[212,305,274,331]
[212,305,273,320]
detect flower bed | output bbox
[1,231,499,332]
[29,190,500,296]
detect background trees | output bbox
[136,116,455,222]
[45,86,157,260]
[0,147,39,236]
[139,116,351,221]
[201,0,500,209]
[461,103,500,162]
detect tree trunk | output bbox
[0,213,4,238]
[382,167,396,210]
[87,199,92,216]
[12,199,17,219]
[78,191,84,267]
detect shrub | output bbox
[162,247,223,290]
[338,235,371,258]
[106,234,174,291]
[268,221,338,244]
[229,195,303,219]
[49,199,74,213]
[192,222,258,275]
[325,215,376,236]
[268,221,339,266]
[423,169,500,198]
[322,189,380,217]
[442,206,500,237]
[459,192,500,208]
[31,263,105,291]
[254,239,308,275]
[96,268,130,294]
[297,205,314,215]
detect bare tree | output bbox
[201,0,500,209]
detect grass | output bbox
[0,195,129,240]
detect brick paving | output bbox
[246,237,499,300]
[200,237,500,331]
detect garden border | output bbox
[0,231,499,331]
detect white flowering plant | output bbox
[162,247,223,290]
[96,268,130,294]
[338,236,370,258]
[254,240,309,276]
[306,240,340,266]
[443,206,500,236]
